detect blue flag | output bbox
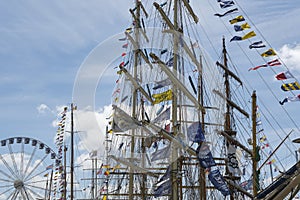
[187,122,205,143]
[214,8,238,17]
[154,180,171,197]
[230,36,242,42]
[249,41,266,49]
[196,143,216,168]
[158,165,171,183]
[208,169,230,196]
[166,57,174,67]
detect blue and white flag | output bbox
[196,143,216,168]
[227,144,241,175]
[208,169,230,196]
[158,165,171,183]
[187,122,205,143]
[249,41,266,49]
[154,179,171,197]
[219,1,235,9]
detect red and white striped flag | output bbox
[248,64,267,71]
[267,59,281,66]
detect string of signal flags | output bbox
[214,0,300,105]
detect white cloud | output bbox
[73,105,113,157]
[278,44,300,72]
[37,103,51,114]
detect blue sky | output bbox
[0,1,132,146]
[1,0,300,164]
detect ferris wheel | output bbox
[0,137,58,200]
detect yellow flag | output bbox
[102,195,107,200]
[107,129,113,134]
[242,31,256,40]
[261,48,277,57]
[152,89,172,104]
[241,22,251,30]
[229,15,245,24]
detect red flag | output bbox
[275,71,293,80]
[119,62,125,67]
[165,123,170,132]
[121,52,126,57]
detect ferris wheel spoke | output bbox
[0,186,14,196]
[19,189,28,200]
[0,184,13,189]
[25,178,47,185]
[7,189,17,200]
[22,187,31,200]
[0,170,15,181]
[24,154,48,182]
[0,178,14,183]
[7,144,20,179]
[26,183,48,191]
[0,154,19,180]
[24,172,47,183]
[24,170,48,184]
[20,142,24,179]
[22,146,37,180]
[25,185,44,199]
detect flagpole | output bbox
[92,159,95,199]
[70,103,74,200]
[252,91,259,197]
[45,176,49,199]
[269,163,274,183]
[105,126,109,199]
[48,169,53,200]
[129,1,140,199]
[64,145,67,200]
[95,158,98,199]
[198,55,206,200]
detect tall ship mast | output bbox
[100,0,300,200]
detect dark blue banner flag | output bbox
[196,143,216,168]
[208,169,230,196]
[154,180,171,197]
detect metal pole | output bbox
[70,103,74,200]
[92,159,95,199]
[45,176,49,199]
[64,145,67,199]
[270,163,274,183]
[48,170,53,200]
